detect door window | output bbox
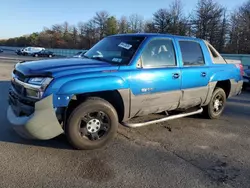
[141,39,176,68]
[179,41,205,66]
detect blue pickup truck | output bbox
[7,34,243,150]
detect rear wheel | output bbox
[65,97,118,150]
[48,54,52,58]
[203,87,226,119]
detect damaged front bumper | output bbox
[7,95,64,140]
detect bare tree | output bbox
[218,10,228,52]
[169,0,182,34]
[153,9,171,33]
[191,0,228,51]
[118,16,129,33]
[94,11,109,39]
[77,22,85,36]
[144,20,157,33]
[128,14,144,33]
[84,19,98,48]
[51,24,63,34]
[227,0,250,54]
[153,1,187,35]
[72,26,78,47]
[62,22,70,36]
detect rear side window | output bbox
[205,41,227,64]
[208,44,218,58]
[179,41,205,66]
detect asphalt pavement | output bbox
[0,53,250,188]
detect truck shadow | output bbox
[0,81,72,150]
[188,92,250,120]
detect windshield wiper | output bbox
[90,56,104,61]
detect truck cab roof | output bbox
[112,33,203,42]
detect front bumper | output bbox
[7,95,64,140]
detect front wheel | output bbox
[65,97,118,150]
[203,87,227,119]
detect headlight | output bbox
[28,77,53,86]
[26,77,53,99]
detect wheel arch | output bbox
[65,89,130,126]
[215,80,231,98]
[203,79,231,106]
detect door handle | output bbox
[201,72,206,77]
[173,73,180,79]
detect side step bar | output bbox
[122,108,203,128]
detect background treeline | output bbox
[1,0,250,54]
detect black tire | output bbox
[203,87,227,119]
[65,97,118,150]
[242,84,248,91]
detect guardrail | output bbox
[222,54,250,67]
[1,46,250,67]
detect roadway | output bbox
[0,50,63,61]
[0,52,250,188]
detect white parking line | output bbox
[0,56,33,61]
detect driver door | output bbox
[129,38,182,117]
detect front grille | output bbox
[9,90,35,116]
[12,70,27,97]
[11,71,39,105]
[12,81,24,94]
[9,90,35,107]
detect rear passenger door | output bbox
[177,40,210,108]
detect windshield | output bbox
[84,36,145,65]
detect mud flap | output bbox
[229,80,243,97]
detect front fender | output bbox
[57,76,129,95]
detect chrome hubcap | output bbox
[87,119,101,133]
[212,93,224,114]
[78,111,111,141]
[214,99,220,111]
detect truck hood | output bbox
[15,58,119,77]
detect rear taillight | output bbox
[235,63,244,76]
